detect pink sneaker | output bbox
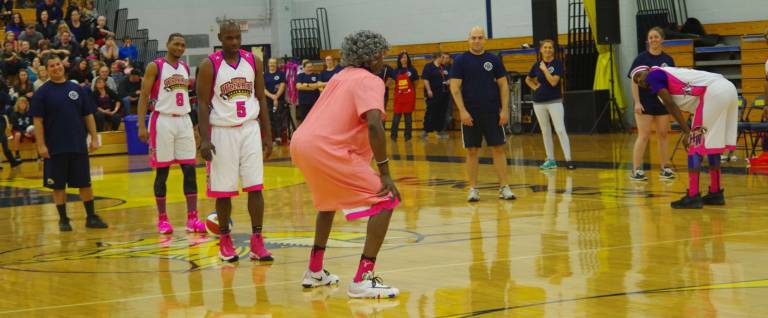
[249,233,273,261]
[185,211,207,233]
[157,214,173,234]
[219,234,239,262]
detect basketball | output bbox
[205,211,233,235]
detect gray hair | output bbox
[340,30,389,69]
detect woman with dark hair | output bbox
[91,77,121,131]
[291,30,401,299]
[390,51,418,141]
[14,69,34,99]
[35,10,56,40]
[66,9,90,47]
[628,26,676,181]
[525,39,573,170]
[68,58,92,86]
[6,12,24,38]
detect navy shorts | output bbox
[461,112,506,148]
[43,153,92,190]
[642,103,669,116]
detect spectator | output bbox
[91,77,121,131]
[100,36,118,65]
[33,64,48,91]
[10,96,33,160]
[4,31,17,52]
[26,57,41,82]
[390,51,419,141]
[68,58,92,86]
[91,15,113,46]
[0,0,11,26]
[109,60,125,83]
[53,30,79,63]
[264,57,286,143]
[295,59,321,123]
[118,36,138,62]
[117,68,141,115]
[2,41,25,86]
[37,39,52,57]
[18,41,37,65]
[67,9,90,47]
[14,69,34,100]
[89,59,103,78]
[81,0,96,24]
[6,12,24,38]
[0,79,21,167]
[421,51,451,139]
[35,10,57,40]
[19,24,43,50]
[36,0,63,25]
[54,23,77,46]
[318,55,341,88]
[64,0,81,23]
[80,37,96,60]
[91,65,117,92]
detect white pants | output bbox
[533,101,572,161]
[206,120,264,198]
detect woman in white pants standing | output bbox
[525,39,574,170]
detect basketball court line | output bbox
[2,227,766,315]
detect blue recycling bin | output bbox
[124,115,149,155]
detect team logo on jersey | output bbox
[273,75,280,81]
[548,66,555,73]
[219,77,253,100]
[661,62,669,67]
[68,91,79,100]
[689,126,708,148]
[483,61,493,71]
[683,83,693,95]
[311,76,317,81]
[163,74,188,92]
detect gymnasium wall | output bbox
[118,0,275,61]
[686,0,768,24]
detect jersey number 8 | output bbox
[175,92,184,106]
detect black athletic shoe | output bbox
[566,162,576,170]
[702,189,725,206]
[10,159,22,168]
[85,215,109,229]
[59,218,72,232]
[671,192,703,209]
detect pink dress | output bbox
[290,67,399,220]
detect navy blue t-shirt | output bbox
[297,72,320,106]
[394,66,419,83]
[422,62,450,98]
[29,81,95,155]
[449,52,507,113]
[378,64,395,102]
[627,51,675,110]
[264,71,285,94]
[528,58,564,102]
[320,65,342,82]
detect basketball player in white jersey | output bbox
[633,65,738,209]
[197,21,274,262]
[137,33,206,234]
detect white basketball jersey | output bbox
[650,66,724,113]
[150,58,191,115]
[208,50,260,127]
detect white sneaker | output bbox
[659,167,676,180]
[347,271,399,299]
[301,269,340,288]
[498,185,516,200]
[467,188,480,202]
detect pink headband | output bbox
[630,65,649,79]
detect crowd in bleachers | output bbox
[0,0,144,166]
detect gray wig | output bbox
[340,30,389,69]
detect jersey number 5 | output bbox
[236,101,247,118]
[175,92,184,106]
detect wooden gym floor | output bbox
[1,132,767,317]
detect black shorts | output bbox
[43,153,92,190]
[297,104,313,121]
[462,112,506,148]
[641,103,669,116]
